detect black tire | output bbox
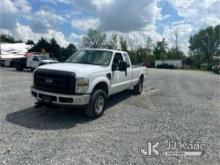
[133,77,144,95]
[84,89,107,118]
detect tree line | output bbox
[1,24,219,69]
[29,38,77,62]
[81,24,219,69]
[81,29,185,67]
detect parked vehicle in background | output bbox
[0,43,33,67]
[15,52,58,71]
[155,60,182,69]
[31,49,147,118]
[156,63,175,69]
[212,56,220,74]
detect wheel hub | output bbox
[95,95,104,113]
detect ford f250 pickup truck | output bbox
[31,49,146,118]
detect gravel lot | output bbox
[0,67,219,165]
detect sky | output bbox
[0,0,220,54]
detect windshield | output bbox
[37,55,51,60]
[66,50,113,66]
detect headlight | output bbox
[75,78,89,94]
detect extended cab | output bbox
[31,49,146,118]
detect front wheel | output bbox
[84,89,107,118]
[133,78,144,95]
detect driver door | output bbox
[110,53,128,95]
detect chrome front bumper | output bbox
[31,87,90,106]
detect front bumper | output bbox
[31,87,90,106]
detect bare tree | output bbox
[119,35,128,51]
[126,34,140,51]
[107,33,119,49]
[81,29,107,48]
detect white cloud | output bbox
[37,0,164,49]
[31,9,66,33]
[164,0,220,54]
[71,18,99,32]
[13,23,70,47]
[68,33,83,47]
[55,0,162,33]
[13,0,31,13]
[168,0,220,28]
[157,14,171,21]
[0,0,31,30]
[48,30,69,47]
[1,0,219,54]
[97,0,161,32]
[163,23,194,53]
[14,23,34,41]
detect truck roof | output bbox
[81,48,128,54]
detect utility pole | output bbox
[174,29,179,58]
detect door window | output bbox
[123,53,130,67]
[113,53,123,70]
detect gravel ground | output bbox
[0,67,219,165]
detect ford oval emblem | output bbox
[45,78,53,84]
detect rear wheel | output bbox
[84,89,107,118]
[133,77,144,95]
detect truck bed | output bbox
[132,65,146,68]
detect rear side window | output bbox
[123,53,130,67]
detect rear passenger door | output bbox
[123,53,132,89]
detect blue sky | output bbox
[1,0,220,53]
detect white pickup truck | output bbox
[31,49,146,118]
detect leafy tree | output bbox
[153,38,168,60]
[29,38,77,61]
[66,43,77,55]
[49,38,61,60]
[61,43,77,61]
[0,34,22,43]
[167,47,185,60]
[29,38,50,52]
[189,24,220,64]
[26,40,35,45]
[82,29,107,48]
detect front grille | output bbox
[34,69,75,94]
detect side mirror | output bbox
[119,61,127,72]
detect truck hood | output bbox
[37,63,108,77]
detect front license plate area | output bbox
[41,95,53,103]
